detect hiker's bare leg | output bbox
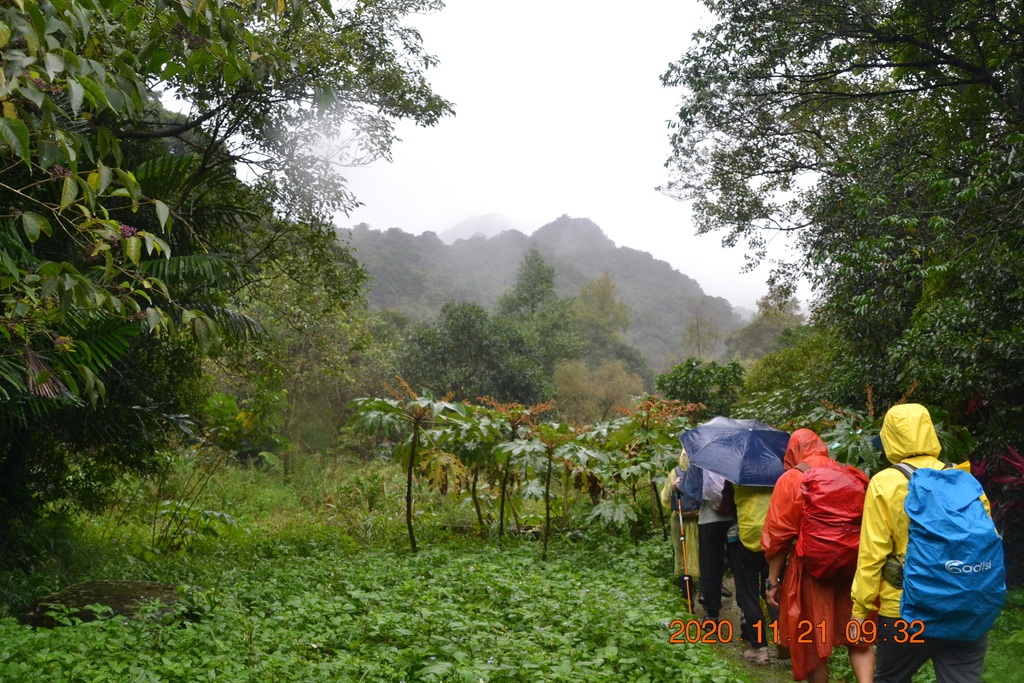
[806,664,828,683]
[849,644,875,683]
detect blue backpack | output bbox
[672,465,701,513]
[895,464,1006,641]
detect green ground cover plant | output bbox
[2,431,1019,683]
[981,589,1024,683]
[0,528,744,682]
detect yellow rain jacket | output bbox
[660,450,701,579]
[851,404,989,619]
[733,485,772,552]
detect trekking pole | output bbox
[675,492,695,614]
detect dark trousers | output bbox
[731,542,778,649]
[697,520,731,618]
[875,619,988,683]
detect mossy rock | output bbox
[22,580,183,628]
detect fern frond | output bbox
[0,354,27,401]
[191,304,265,341]
[56,313,140,376]
[134,154,200,202]
[139,254,249,289]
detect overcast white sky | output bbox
[337,0,802,312]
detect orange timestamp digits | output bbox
[745,619,927,645]
[752,619,778,644]
[669,619,735,644]
[847,619,926,644]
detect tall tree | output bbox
[574,274,653,388]
[725,294,804,361]
[397,302,547,405]
[496,247,581,377]
[0,0,450,524]
[575,274,630,350]
[662,0,1024,448]
[680,295,729,359]
[496,246,557,318]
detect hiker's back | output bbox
[796,462,869,579]
[899,465,1005,640]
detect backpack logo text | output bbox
[944,560,993,574]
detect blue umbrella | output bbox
[679,416,790,487]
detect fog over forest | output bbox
[347,214,747,372]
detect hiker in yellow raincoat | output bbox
[660,449,700,592]
[850,403,991,683]
[731,482,779,665]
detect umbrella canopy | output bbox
[679,416,790,487]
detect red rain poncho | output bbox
[761,429,869,681]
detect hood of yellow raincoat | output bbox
[880,403,941,464]
[783,428,829,469]
[678,448,689,469]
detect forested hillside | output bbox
[345,215,744,370]
[3,0,1023,680]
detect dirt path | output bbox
[712,575,794,683]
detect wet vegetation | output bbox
[1,0,1023,679]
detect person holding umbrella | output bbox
[681,417,790,642]
[696,466,734,624]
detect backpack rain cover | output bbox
[901,467,1006,641]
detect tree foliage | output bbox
[725,294,804,361]
[0,0,449,523]
[574,274,653,388]
[396,302,547,405]
[553,360,643,424]
[662,0,1024,453]
[496,247,556,319]
[679,294,728,359]
[496,247,581,378]
[575,274,630,350]
[655,357,745,420]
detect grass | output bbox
[0,455,749,682]
[0,530,746,682]
[983,589,1024,683]
[1,454,1019,682]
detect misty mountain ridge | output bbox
[439,213,516,244]
[344,215,744,371]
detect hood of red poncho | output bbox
[783,428,829,469]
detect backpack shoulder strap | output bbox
[793,462,812,473]
[893,461,955,479]
[892,463,917,480]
